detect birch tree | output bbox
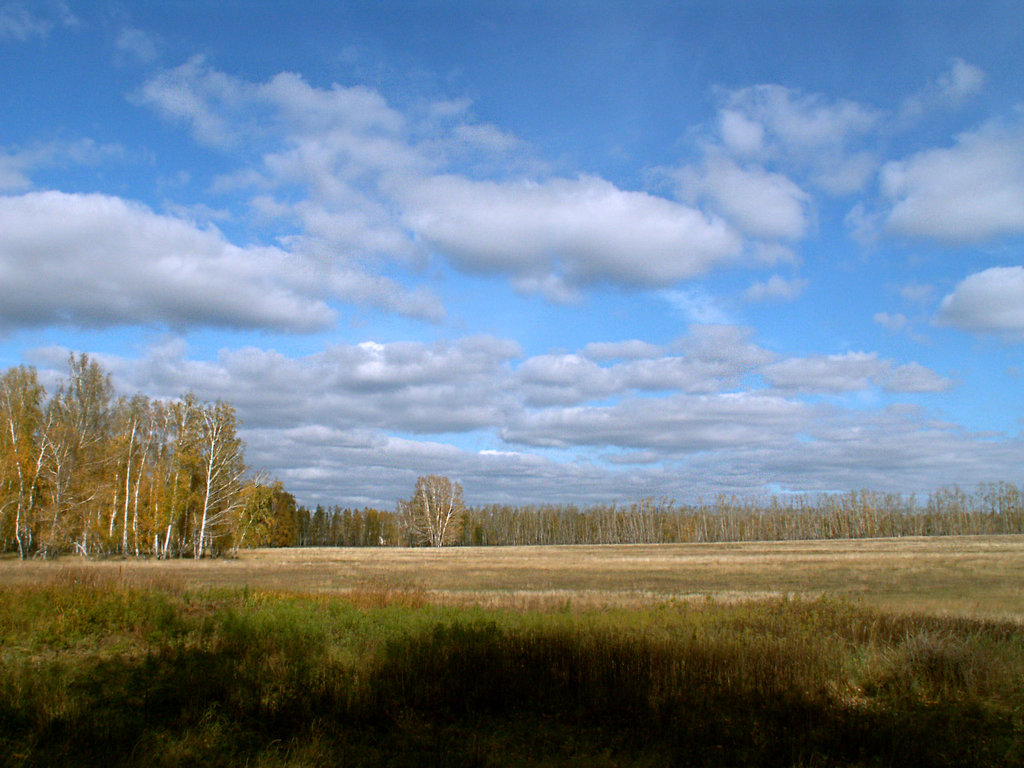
[0,366,46,558]
[40,354,112,556]
[399,475,465,547]
[109,394,156,556]
[194,401,245,558]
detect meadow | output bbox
[2,536,1023,767]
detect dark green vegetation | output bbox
[2,572,1022,767]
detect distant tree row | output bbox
[0,356,247,559]
[5,356,1023,558]
[452,486,1024,546]
[275,482,1024,548]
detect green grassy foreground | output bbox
[1,572,1022,767]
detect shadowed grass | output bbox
[1,573,1022,767]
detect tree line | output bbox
[0,355,247,558]
[4,356,1023,557]
[279,482,1024,548]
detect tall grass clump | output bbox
[1,578,1022,767]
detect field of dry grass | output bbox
[3,534,1022,620]
[4,535,1024,767]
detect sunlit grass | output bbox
[4,534,1023,619]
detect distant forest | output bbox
[290,484,1024,548]
[3,357,1023,558]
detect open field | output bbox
[3,534,1023,620]
[3,536,1024,767]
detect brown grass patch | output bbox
[2,534,1022,619]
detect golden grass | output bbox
[2,534,1023,620]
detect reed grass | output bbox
[1,571,1022,767]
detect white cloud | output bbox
[722,85,878,149]
[901,58,986,123]
[49,326,995,507]
[744,275,808,302]
[116,27,159,63]
[114,335,522,434]
[402,174,742,287]
[936,266,1024,339]
[661,288,732,324]
[0,1,75,40]
[582,340,662,362]
[762,351,951,393]
[899,282,935,303]
[0,139,124,191]
[141,58,407,152]
[509,273,579,303]
[718,109,764,156]
[0,146,47,190]
[715,84,881,194]
[502,392,812,451]
[938,59,986,103]
[882,362,954,393]
[874,311,908,332]
[137,56,247,147]
[142,60,750,293]
[681,157,810,240]
[882,120,1024,242]
[712,407,1022,498]
[0,191,442,330]
[452,122,524,154]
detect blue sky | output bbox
[2,0,1023,507]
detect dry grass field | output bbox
[3,534,1022,620]
[4,535,1024,767]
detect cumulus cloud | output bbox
[0,139,124,191]
[935,266,1024,339]
[138,60,755,295]
[502,392,813,451]
[0,191,442,330]
[901,58,986,123]
[900,282,935,303]
[718,109,765,157]
[762,351,952,393]
[881,120,1024,242]
[679,157,810,240]
[401,174,742,287]
[44,326,990,507]
[873,311,908,332]
[662,288,732,324]
[582,340,663,362]
[0,146,48,190]
[711,406,1021,496]
[116,27,159,64]
[116,335,522,433]
[713,84,881,194]
[0,1,76,40]
[235,395,1021,507]
[744,275,808,302]
[934,58,986,104]
[136,57,392,149]
[511,328,774,408]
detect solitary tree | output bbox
[399,475,465,546]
